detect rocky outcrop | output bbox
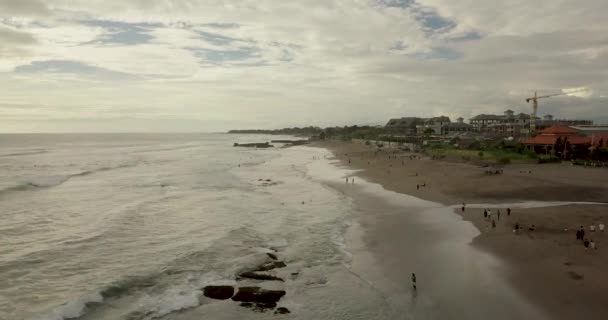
[232,287,286,304]
[275,307,291,314]
[266,252,278,260]
[238,272,284,282]
[255,261,286,272]
[270,140,309,146]
[240,302,277,312]
[233,142,273,148]
[203,286,234,300]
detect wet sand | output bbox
[320,140,608,320]
[337,185,547,320]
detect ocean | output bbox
[0,133,385,320]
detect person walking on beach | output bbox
[600,223,605,232]
[497,209,501,221]
[492,219,496,229]
[484,209,488,218]
[411,273,417,290]
[416,184,420,190]
[580,226,585,241]
[507,208,511,216]
[352,177,355,184]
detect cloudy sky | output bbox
[1,0,607,132]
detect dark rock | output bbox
[232,287,286,303]
[266,252,278,260]
[255,261,286,272]
[275,307,291,314]
[240,302,277,312]
[238,272,284,282]
[234,142,273,148]
[203,286,234,300]
[567,271,584,280]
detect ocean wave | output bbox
[0,175,76,197]
[33,271,229,320]
[33,292,103,320]
[124,286,202,320]
[0,163,136,197]
[31,275,160,320]
[0,149,49,157]
[99,275,159,299]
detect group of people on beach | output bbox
[576,223,604,250]
[480,207,512,230]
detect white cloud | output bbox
[0,0,607,132]
[0,0,49,16]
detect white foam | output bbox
[127,272,240,320]
[136,286,202,319]
[458,201,606,210]
[34,292,103,320]
[27,175,71,188]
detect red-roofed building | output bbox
[539,125,579,135]
[591,135,608,148]
[523,125,592,157]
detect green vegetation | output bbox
[228,127,323,136]
[423,143,538,164]
[537,155,561,164]
[229,125,385,140]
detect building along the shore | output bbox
[469,110,533,137]
[523,125,608,156]
[415,116,451,135]
[570,125,608,136]
[470,109,593,138]
[445,117,473,135]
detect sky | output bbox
[0,0,607,132]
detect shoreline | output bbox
[317,140,608,320]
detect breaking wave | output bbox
[0,164,137,197]
[0,150,49,157]
[34,292,103,320]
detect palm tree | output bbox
[423,127,434,138]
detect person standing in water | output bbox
[412,273,417,290]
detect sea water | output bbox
[0,133,386,320]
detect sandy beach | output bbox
[320,140,608,320]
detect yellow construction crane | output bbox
[525,89,587,136]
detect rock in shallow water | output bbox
[238,272,284,282]
[203,286,234,300]
[266,252,278,260]
[232,287,286,303]
[274,307,290,314]
[240,302,277,312]
[255,261,286,272]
